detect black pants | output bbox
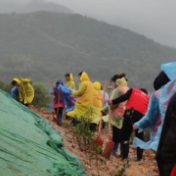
[54,107,64,123]
[121,109,144,160]
[22,100,29,107]
[54,107,64,115]
[90,123,97,132]
[112,126,121,143]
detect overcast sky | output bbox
[1,0,176,47]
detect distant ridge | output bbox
[19,0,73,14]
[0,12,175,90]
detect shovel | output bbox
[92,83,107,149]
[103,86,114,159]
[51,78,61,126]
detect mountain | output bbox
[0,12,175,90]
[20,0,73,14]
[0,0,73,14]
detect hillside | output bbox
[0,0,73,14]
[20,0,73,14]
[0,12,175,90]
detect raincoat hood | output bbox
[80,72,89,82]
[161,62,176,81]
[154,62,176,91]
[56,79,61,84]
[13,78,21,85]
[115,77,127,86]
[70,73,74,81]
[93,82,101,90]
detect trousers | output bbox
[121,109,144,160]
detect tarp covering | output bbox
[0,89,87,176]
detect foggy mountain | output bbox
[1,0,176,47]
[19,0,73,14]
[0,12,175,90]
[0,0,72,14]
[50,0,176,48]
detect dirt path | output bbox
[30,106,159,176]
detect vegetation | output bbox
[74,116,95,151]
[32,82,49,107]
[0,12,176,90]
[0,80,49,107]
[115,161,130,176]
[71,114,106,176]
[0,81,13,93]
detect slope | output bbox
[0,12,175,90]
[0,89,87,176]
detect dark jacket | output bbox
[156,92,176,176]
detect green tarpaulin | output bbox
[0,89,87,176]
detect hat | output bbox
[13,78,21,85]
[56,79,61,84]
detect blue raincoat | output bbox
[11,86,19,100]
[57,84,76,113]
[100,90,109,107]
[132,62,176,151]
[48,83,76,113]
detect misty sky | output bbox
[1,0,176,47]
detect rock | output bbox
[91,170,99,176]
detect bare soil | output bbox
[30,106,159,176]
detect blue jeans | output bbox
[112,143,123,155]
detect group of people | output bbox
[10,63,176,176]
[108,62,176,176]
[49,72,107,128]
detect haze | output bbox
[1,0,176,47]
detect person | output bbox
[108,88,149,161]
[91,82,103,131]
[67,72,94,121]
[11,78,34,106]
[132,62,176,153]
[65,73,76,89]
[103,74,129,156]
[11,86,19,101]
[171,165,176,176]
[156,92,176,176]
[52,79,65,124]
[100,86,109,107]
[56,82,76,114]
[110,74,128,88]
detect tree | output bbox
[31,82,49,107]
[0,81,13,93]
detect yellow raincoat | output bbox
[92,82,103,124]
[67,72,94,119]
[66,74,75,89]
[13,78,34,104]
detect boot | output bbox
[137,147,143,161]
[112,143,119,155]
[121,141,129,160]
